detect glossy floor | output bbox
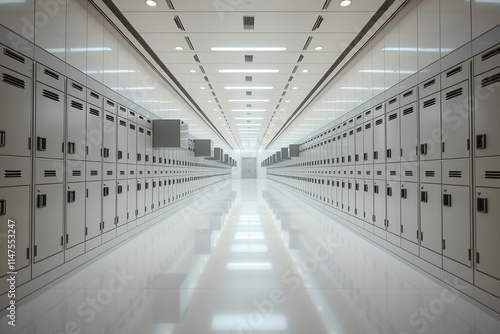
[3,179,500,334]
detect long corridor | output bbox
[3,180,500,334]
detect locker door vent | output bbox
[375,119,383,126]
[377,171,383,176]
[139,127,144,133]
[403,90,413,98]
[173,15,185,31]
[129,111,136,117]
[89,108,100,117]
[423,79,436,89]
[390,171,397,176]
[482,73,500,88]
[120,171,125,175]
[376,105,383,111]
[365,110,372,116]
[90,91,99,99]
[357,127,362,133]
[343,133,347,138]
[302,37,313,51]
[423,98,436,108]
[446,66,462,78]
[71,101,83,110]
[4,170,22,178]
[42,89,60,102]
[388,113,398,121]
[425,171,436,177]
[312,15,323,31]
[389,98,397,105]
[405,171,413,177]
[243,16,255,30]
[445,88,463,100]
[4,48,25,63]
[119,106,126,113]
[71,83,83,91]
[297,54,304,63]
[106,115,115,122]
[403,107,414,116]
[349,130,354,135]
[119,120,126,127]
[322,0,332,9]
[2,73,25,89]
[129,124,135,130]
[90,170,98,176]
[448,171,462,178]
[484,171,500,179]
[106,100,115,107]
[44,170,57,177]
[185,37,195,50]
[365,123,372,129]
[482,45,500,61]
[72,170,82,177]
[43,68,59,80]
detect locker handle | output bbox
[476,134,486,150]
[67,191,76,203]
[401,189,407,199]
[37,194,47,208]
[364,184,368,192]
[68,142,75,154]
[37,137,47,151]
[387,187,392,197]
[0,199,6,215]
[0,130,5,147]
[374,185,379,194]
[118,151,123,160]
[117,185,123,194]
[363,153,368,161]
[373,151,379,160]
[420,143,428,155]
[387,149,392,158]
[477,198,488,213]
[443,194,452,207]
[421,191,428,203]
[103,187,109,197]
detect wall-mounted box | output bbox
[152,120,188,149]
[289,144,300,157]
[276,151,282,162]
[224,154,229,164]
[194,140,214,157]
[281,147,291,160]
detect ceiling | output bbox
[97,0,400,151]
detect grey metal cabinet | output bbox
[420,183,442,253]
[137,126,146,164]
[158,179,165,208]
[419,93,441,161]
[330,137,337,164]
[348,180,355,214]
[66,97,86,161]
[363,181,374,223]
[355,125,363,164]
[373,181,386,229]
[386,181,400,236]
[103,112,117,162]
[476,187,500,280]
[400,103,418,162]
[335,179,342,209]
[102,181,116,234]
[0,66,32,157]
[373,116,386,163]
[116,181,127,229]
[336,134,342,164]
[363,121,373,163]
[127,179,137,223]
[85,181,102,240]
[86,105,103,162]
[65,182,86,248]
[145,178,153,213]
[441,81,470,159]
[35,83,64,159]
[341,132,348,165]
[127,122,137,164]
[0,186,30,271]
[386,110,401,163]
[401,182,419,243]
[442,185,471,266]
[34,183,64,262]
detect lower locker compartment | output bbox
[65,182,86,261]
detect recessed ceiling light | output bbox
[211,47,286,52]
[225,86,273,90]
[302,69,309,73]
[340,0,352,7]
[190,69,196,73]
[174,46,183,51]
[219,69,279,73]
[292,87,298,90]
[145,0,157,6]
[200,87,206,90]
[208,100,213,102]
[315,46,323,51]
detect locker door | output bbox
[474,68,500,157]
[341,180,348,211]
[442,186,470,265]
[355,181,363,219]
[158,179,165,208]
[0,67,32,157]
[401,183,419,243]
[66,183,86,248]
[348,180,355,214]
[102,181,116,234]
[400,103,418,162]
[341,133,348,165]
[117,118,127,162]
[355,126,363,164]
[86,106,103,162]
[476,187,500,279]
[127,123,137,163]
[336,135,342,164]
[152,179,158,211]
[35,84,64,159]
[386,181,401,235]
[419,93,441,161]
[330,137,337,165]
[330,178,335,206]
[137,127,146,164]
[373,116,385,163]
[85,181,102,240]
[116,181,127,229]
[137,179,145,217]
[363,121,373,163]
[442,81,470,159]
[373,182,386,229]
[420,183,442,253]
[348,129,355,164]
[145,178,153,213]
[363,181,373,223]
[145,129,153,165]
[0,186,30,271]
[34,183,64,262]
[386,110,401,163]
[336,179,342,209]
[66,98,86,161]
[127,180,137,223]
[103,113,117,162]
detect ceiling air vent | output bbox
[292,66,298,74]
[247,104,252,108]
[284,84,289,90]
[185,37,195,50]
[322,0,332,9]
[165,0,175,10]
[312,15,324,31]
[303,36,313,50]
[245,76,252,82]
[204,76,209,82]
[243,16,255,30]
[193,54,201,63]
[174,15,185,31]
[297,54,304,63]
[199,65,206,73]
[246,91,252,96]
[215,98,219,103]
[208,83,213,90]
[245,55,253,63]
[288,76,294,82]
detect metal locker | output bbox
[442,185,471,266]
[441,81,470,159]
[400,87,417,107]
[373,181,386,229]
[36,64,65,92]
[137,179,145,217]
[0,66,32,157]
[330,137,337,165]
[67,79,86,100]
[65,182,86,249]
[355,180,363,219]
[127,122,137,164]
[0,186,30,271]
[127,179,137,223]
[420,183,442,253]
[145,129,153,165]
[363,121,374,163]
[363,181,374,223]
[476,187,500,280]
[102,181,116,236]
[85,181,102,241]
[341,179,349,212]
[373,116,385,163]
[386,109,401,163]
[400,103,418,162]
[420,75,441,99]
[158,179,165,208]
[348,180,355,214]
[401,183,419,243]
[152,178,159,211]
[103,112,117,162]
[137,126,146,164]
[34,183,64,262]
[86,105,103,162]
[330,178,336,206]
[474,67,500,157]
[355,125,363,164]
[386,181,401,236]
[341,132,348,165]
[66,97,87,161]
[104,98,117,114]
[335,179,342,209]
[419,93,442,161]
[336,134,342,165]
[35,83,64,159]
[348,129,355,164]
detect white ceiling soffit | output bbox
[94,0,407,150]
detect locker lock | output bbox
[420,143,428,156]
[37,194,47,208]
[443,194,452,207]
[421,191,428,203]
[477,198,488,214]
[401,188,407,199]
[37,137,47,151]
[67,191,76,203]
[476,134,486,150]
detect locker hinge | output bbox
[34,245,37,257]
[400,148,403,157]
[476,252,480,264]
[86,189,89,198]
[468,249,472,261]
[101,222,104,230]
[442,239,446,250]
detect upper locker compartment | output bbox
[0,45,32,77]
[67,79,86,101]
[474,43,500,76]
[36,64,65,92]
[441,61,470,90]
[104,98,117,115]
[35,82,64,160]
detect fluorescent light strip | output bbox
[219,69,279,73]
[212,47,286,51]
[236,124,261,126]
[322,100,363,103]
[225,86,273,90]
[229,99,269,102]
[341,87,387,90]
[211,315,287,331]
[234,117,263,120]
[232,109,266,112]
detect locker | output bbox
[474,67,500,157]
[66,182,86,248]
[35,83,64,159]
[158,179,165,208]
[34,183,64,262]
[137,126,146,164]
[400,103,418,162]
[442,186,471,266]
[87,89,103,108]
[348,180,355,214]
[474,43,500,75]
[127,179,137,223]
[152,178,159,211]
[355,125,363,164]
[475,157,500,188]
[441,81,470,159]
[336,135,342,165]
[67,79,86,100]
[387,95,399,112]
[0,186,30,271]
[0,46,32,77]
[85,181,102,240]
[373,181,386,229]
[386,181,401,236]
[137,179,145,217]
[419,75,440,99]
[117,164,128,180]
[104,98,117,114]
[400,87,417,107]
[146,129,153,165]
[363,121,373,163]
[441,61,469,89]
[127,122,137,163]
[36,64,64,92]
[102,181,117,236]
[476,187,500,280]
[373,116,385,163]
[0,66,32,157]
[341,132,348,165]
[363,181,374,223]
[401,183,419,243]
[118,105,127,119]
[348,129,355,164]
[103,112,117,162]
[86,105,103,162]
[419,93,442,161]
[335,179,342,209]
[386,109,400,163]
[66,97,87,161]
[341,179,349,212]
[0,156,31,187]
[420,183,442,253]
[355,180,363,219]
[442,159,470,186]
